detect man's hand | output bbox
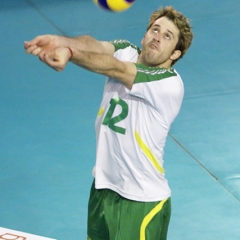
[41,47,71,72]
[24,35,61,58]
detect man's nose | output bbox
[153,31,161,42]
[153,36,160,42]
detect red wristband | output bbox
[67,47,73,60]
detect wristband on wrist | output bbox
[67,47,73,60]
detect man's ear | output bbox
[170,50,182,61]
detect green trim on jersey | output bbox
[134,63,177,84]
[110,39,141,54]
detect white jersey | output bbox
[93,40,184,202]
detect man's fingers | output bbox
[25,45,45,57]
[25,45,38,54]
[24,41,30,50]
[31,47,44,56]
[38,50,47,62]
[43,53,64,72]
[26,35,51,47]
[24,35,53,54]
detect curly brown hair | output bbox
[147,6,193,65]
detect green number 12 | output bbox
[102,97,128,134]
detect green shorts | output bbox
[87,182,171,240]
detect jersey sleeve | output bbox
[110,39,141,62]
[130,63,184,124]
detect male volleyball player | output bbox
[24,6,193,240]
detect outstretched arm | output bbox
[43,47,136,90]
[24,34,115,57]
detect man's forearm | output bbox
[70,49,119,76]
[69,49,135,89]
[61,35,113,54]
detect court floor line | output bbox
[184,89,240,100]
[168,133,240,202]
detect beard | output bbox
[140,48,164,67]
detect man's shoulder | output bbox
[110,39,141,53]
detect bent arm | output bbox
[72,49,136,89]
[44,47,136,89]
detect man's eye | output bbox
[165,34,171,39]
